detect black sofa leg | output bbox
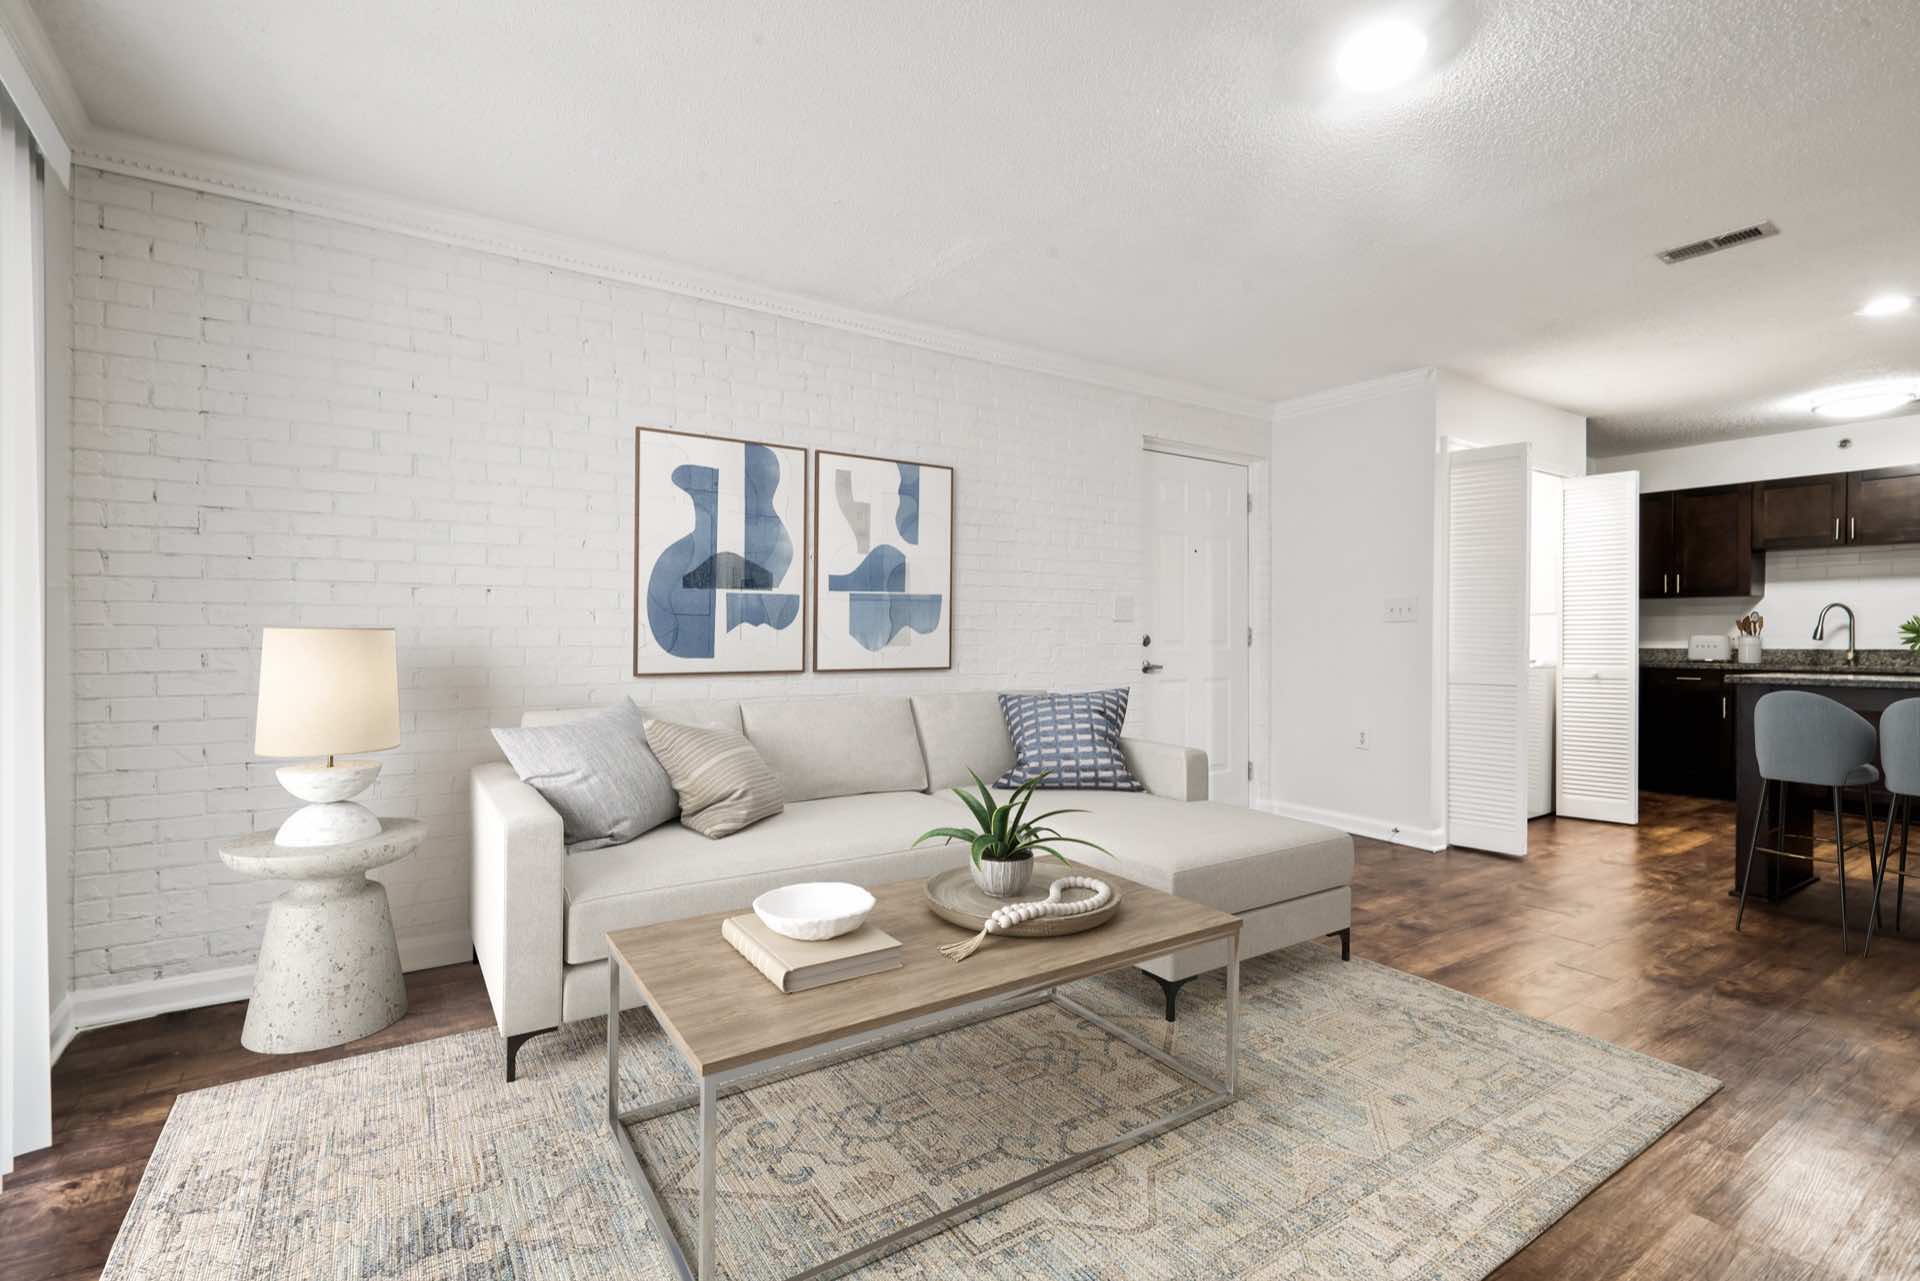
[1334,927,1352,961]
[1147,974,1193,1022]
[504,1028,555,1083]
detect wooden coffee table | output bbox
[604,868,1241,1281]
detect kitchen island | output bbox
[1728,667,1920,901]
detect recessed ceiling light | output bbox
[1334,19,1429,92]
[1810,385,1919,419]
[1856,293,1914,318]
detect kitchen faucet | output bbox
[1813,602,1857,667]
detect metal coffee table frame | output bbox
[606,937,1239,1281]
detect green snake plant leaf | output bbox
[952,784,993,831]
[915,826,985,847]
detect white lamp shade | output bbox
[254,628,400,758]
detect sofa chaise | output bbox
[471,691,1354,1080]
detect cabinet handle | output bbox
[1850,515,1856,542]
[1722,695,1728,719]
[1835,517,1841,542]
[1663,572,1669,594]
[1675,573,1681,595]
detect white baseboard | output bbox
[49,994,76,1065]
[64,928,475,1036]
[1256,799,1447,851]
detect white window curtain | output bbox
[0,91,50,1176]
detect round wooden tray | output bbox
[924,864,1121,937]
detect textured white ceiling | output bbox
[27,0,1920,453]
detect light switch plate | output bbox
[1384,595,1418,623]
[1113,593,1135,622]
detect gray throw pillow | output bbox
[996,689,1143,791]
[491,701,677,851]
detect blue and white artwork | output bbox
[813,450,953,671]
[634,428,806,675]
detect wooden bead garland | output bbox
[939,875,1115,961]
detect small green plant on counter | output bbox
[914,771,1113,867]
[1902,614,1920,652]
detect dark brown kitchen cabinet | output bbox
[1639,494,1674,597]
[1847,464,1920,545]
[1673,484,1758,596]
[1752,472,1847,549]
[1640,668,1734,799]
[1640,483,1762,598]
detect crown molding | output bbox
[1270,367,1436,423]
[0,0,80,180]
[71,127,1274,421]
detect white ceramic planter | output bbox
[971,856,1034,898]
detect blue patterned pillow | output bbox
[995,689,1142,791]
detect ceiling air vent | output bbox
[1656,220,1779,264]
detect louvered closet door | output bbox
[1557,471,1639,824]
[1446,444,1531,856]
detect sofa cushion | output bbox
[941,790,1352,914]
[563,791,959,963]
[911,692,1017,793]
[645,718,785,838]
[520,698,743,734]
[740,696,928,801]
[490,701,676,851]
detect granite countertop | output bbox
[1641,647,1920,677]
[1722,670,1920,688]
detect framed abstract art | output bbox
[633,427,807,676]
[812,450,954,671]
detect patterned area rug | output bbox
[102,946,1717,1280]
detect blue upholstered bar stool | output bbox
[1736,690,1881,951]
[1866,698,1920,955]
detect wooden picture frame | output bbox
[811,449,954,672]
[633,427,807,676]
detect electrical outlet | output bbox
[1113,592,1135,622]
[1383,596,1418,623]
[1355,729,1370,751]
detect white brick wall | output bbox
[63,166,1271,995]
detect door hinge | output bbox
[1247,760,1254,781]
[1246,493,1253,514]
[1247,625,1253,647]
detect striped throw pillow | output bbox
[995,689,1142,791]
[644,718,785,838]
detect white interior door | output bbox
[1137,450,1249,805]
[1446,443,1531,856]
[1557,470,1640,824]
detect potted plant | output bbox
[914,771,1112,897]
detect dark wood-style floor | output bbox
[4,792,1917,1279]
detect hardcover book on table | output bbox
[721,915,903,993]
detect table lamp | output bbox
[254,627,400,847]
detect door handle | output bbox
[1141,661,1164,674]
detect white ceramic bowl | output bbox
[752,882,876,941]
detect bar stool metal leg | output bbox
[1833,787,1850,952]
[1736,778,1773,932]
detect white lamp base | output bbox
[274,759,384,847]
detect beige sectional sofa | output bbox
[470,691,1354,1080]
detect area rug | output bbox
[101,945,1716,1280]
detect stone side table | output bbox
[219,818,425,1053]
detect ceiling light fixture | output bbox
[1809,385,1920,420]
[1856,293,1914,318]
[1334,19,1429,92]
